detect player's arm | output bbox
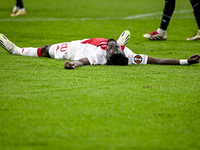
[147,54,200,65]
[64,57,90,69]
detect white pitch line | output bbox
[124,9,192,19]
[0,9,193,22]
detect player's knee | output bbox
[41,45,51,57]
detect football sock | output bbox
[20,8,26,12]
[16,0,24,9]
[13,47,41,57]
[190,0,200,29]
[160,0,175,30]
[13,5,19,11]
[157,28,166,34]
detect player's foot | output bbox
[187,30,200,41]
[11,8,26,17]
[11,5,20,16]
[117,30,130,46]
[143,28,167,40]
[0,34,17,54]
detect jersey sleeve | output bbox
[124,47,148,65]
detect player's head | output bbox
[106,39,128,66]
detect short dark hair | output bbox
[107,38,116,45]
[106,54,128,66]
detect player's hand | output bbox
[188,54,200,64]
[64,61,75,69]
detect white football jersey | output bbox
[48,38,148,65]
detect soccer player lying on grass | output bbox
[0,30,199,69]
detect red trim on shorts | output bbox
[37,48,42,57]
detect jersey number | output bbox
[57,43,68,52]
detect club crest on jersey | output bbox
[134,55,143,64]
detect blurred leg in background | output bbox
[187,0,200,40]
[11,0,26,17]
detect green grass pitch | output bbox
[0,0,200,149]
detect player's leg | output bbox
[21,45,52,57]
[40,45,51,57]
[143,0,175,40]
[11,1,20,15]
[187,0,200,40]
[0,34,51,58]
[160,0,176,31]
[11,0,26,17]
[16,0,24,9]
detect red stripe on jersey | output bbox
[81,38,108,50]
[81,38,125,51]
[37,47,42,57]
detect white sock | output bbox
[12,46,22,55]
[13,5,20,11]
[157,28,166,34]
[13,47,40,57]
[197,29,200,35]
[20,8,26,12]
